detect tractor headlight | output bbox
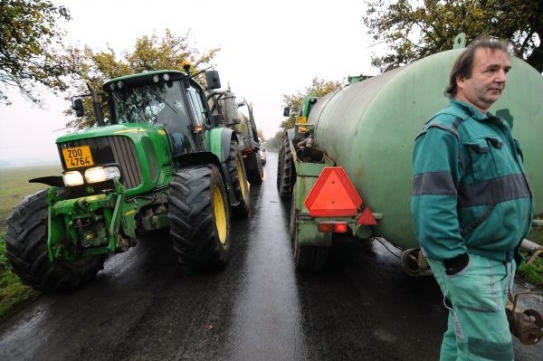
[85,166,121,183]
[63,171,84,187]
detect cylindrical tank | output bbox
[308,48,543,249]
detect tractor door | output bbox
[155,81,198,157]
[184,85,208,151]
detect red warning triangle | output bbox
[305,167,362,217]
[356,206,377,225]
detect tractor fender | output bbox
[205,127,245,207]
[172,150,238,207]
[172,152,222,170]
[207,127,238,162]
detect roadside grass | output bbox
[0,165,60,319]
[517,228,543,288]
[0,164,542,320]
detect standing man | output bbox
[411,38,534,360]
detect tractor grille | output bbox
[58,136,142,189]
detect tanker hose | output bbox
[506,294,543,345]
[400,248,433,277]
[401,248,420,276]
[417,251,429,269]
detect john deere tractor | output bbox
[5,65,250,291]
[207,88,263,185]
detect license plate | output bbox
[62,146,94,169]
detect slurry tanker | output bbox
[278,35,543,344]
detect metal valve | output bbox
[506,293,543,345]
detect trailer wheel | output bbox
[168,164,231,269]
[5,190,105,291]
[289,187,297,242]
[277,142,285,190]
[245,151,263,185]
[227,142,250,218]
[291,187,329,271]
[294,238,329,272]
[277,139,295,199]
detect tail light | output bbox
[317,221,349,233]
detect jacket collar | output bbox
[450,99,493,121]
[450,99,509,130]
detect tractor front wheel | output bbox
[168,164,231,269]
[5,190,105,291]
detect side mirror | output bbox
[283,107,290,117]
[205,70,221,90]
[72,98,85,117]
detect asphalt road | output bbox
[1,152,542,361]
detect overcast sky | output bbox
[0,0,379,162]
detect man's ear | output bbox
[456,75,466,90]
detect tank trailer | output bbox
[278,36,543,345]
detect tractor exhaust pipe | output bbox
[88,83,105,127]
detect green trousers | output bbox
[427,253,515,361]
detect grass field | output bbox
[0,165,60,318]
[0,165,61,230]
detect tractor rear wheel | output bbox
[5,190,105,291]
[227,141,250,218]
[245,151,263,185]
[168,164,231,269]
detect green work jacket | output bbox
[411,99,534,262]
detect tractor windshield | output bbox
[111,81,190,126]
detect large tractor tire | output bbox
[277,139,295,199]
[227,142,250,218]
[5,190,105,291]
[245,151,263,185]
[168,164,232,269]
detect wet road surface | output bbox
[1,152,542,360]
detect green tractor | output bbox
[278,95,319,199]
[4,65,250,291]
[206,88,264,185]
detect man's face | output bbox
[455,47,511,113]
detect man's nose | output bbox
[495,69,507,83]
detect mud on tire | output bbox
[5,190,106,291]
[168,164,231,269]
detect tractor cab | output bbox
[101,70,221,157]
[71,67,222,158]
